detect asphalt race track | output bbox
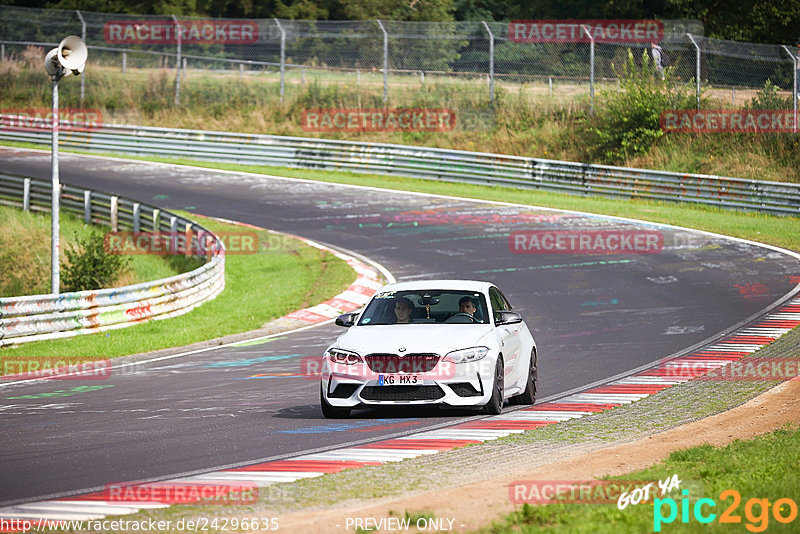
[1,148,798,505]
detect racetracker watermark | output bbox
[302,355,459,381]
[509,230,663,254]
[1,358,111,381]
[509,19,664,43]
[510,480,665,505]
[0,108,102,132]
[301,108,456,133]
[660,357,800,381]
[661,109,798,133]
[104,482,258,505]
[103,20,258,44]
[103,231,257,256]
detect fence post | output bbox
[782,45,798,134]
[274,18,286,102]
[1,43,5,63]
[122,51,127,73]
[23,178,30,211]
[84,190,91,223]
[376,20,388,103]
[153,208,160,231]
[687,34,701,110]
[581,25,594,115]
[481,21,495,103]
[132,202,141,232]
[50,75,60,295]
[76,10,86,103]
[171,14,181,106]
[110,196,118,232]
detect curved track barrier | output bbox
[1,116,799,215]
[0,173,225,346]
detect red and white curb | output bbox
[2,298,798,526]
[280,238,384,324]
[191,218,387,327]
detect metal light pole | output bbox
[44,36,88,294]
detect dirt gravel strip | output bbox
[273,378,800,533]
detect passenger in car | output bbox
[393,297,414,323]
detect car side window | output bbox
[497,289,513,310]
[489,287,507,320]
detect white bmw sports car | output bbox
[320,280,537,418]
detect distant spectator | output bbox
[651,41,665,80]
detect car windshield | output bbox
[357,290,490,326]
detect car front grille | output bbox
[364,353,439,373]
[360,385,445,401]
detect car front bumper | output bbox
[321,354,498,408]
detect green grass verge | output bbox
[481,424,800,533]
[0,204,198,297]
[0,213,355,364]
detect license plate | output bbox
[378,374,420,386]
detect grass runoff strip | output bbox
[0,205,199,299]
[0,213,356,365]
[482,424,800,533]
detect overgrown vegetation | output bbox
[584,51,697,163]
[3,57,798,183]
[61,230,130,292]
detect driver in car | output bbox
[458,296,477,317]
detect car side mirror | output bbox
[495,311,522,326]
[335,312,357,327]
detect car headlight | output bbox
[328,348,363,365]
[444,346,489,364]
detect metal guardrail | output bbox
[0,172,225,346]
[1,116,799,215]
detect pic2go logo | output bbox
[654,489,798,532]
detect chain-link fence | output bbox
[1,5,798,128]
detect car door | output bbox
[490,287,522,386]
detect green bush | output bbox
[745,79,794,110]
[584,50,696,164]
[61,230,130,292]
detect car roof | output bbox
[377,279,494,293]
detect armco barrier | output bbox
[0,173,225,346]
[1,116,799,215]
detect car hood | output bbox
[333,324,495,356]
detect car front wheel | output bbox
[509,348,537,405]
[481,355,504,415]
[321,384,350,418]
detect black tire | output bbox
[481,355,504,415]
[320,384,350,418]
[510,348,537,405]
